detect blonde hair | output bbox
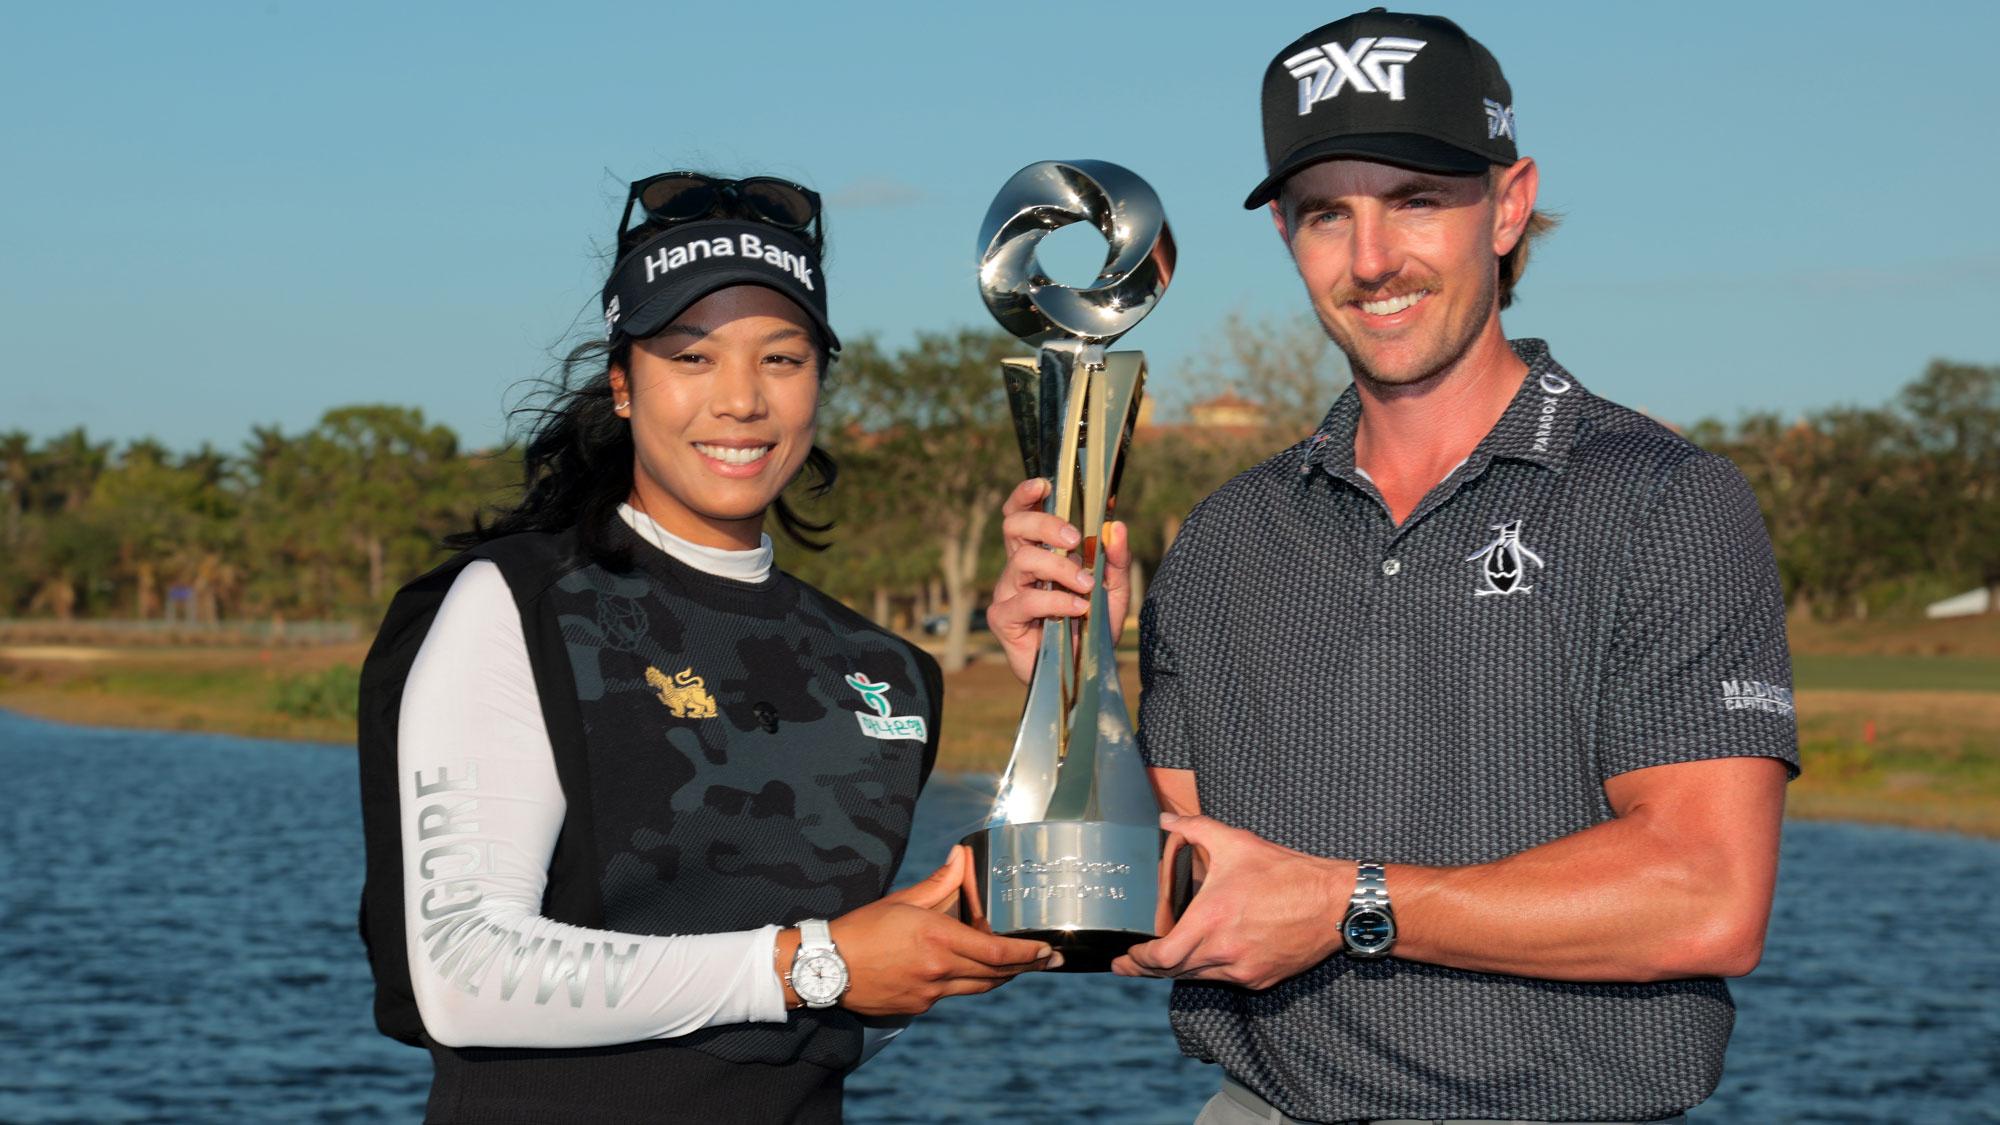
[1494,167,1560,310]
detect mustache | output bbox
[1331,276,1442,306]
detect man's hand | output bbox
[988,477,1133,685]
[1113,813,1353,990]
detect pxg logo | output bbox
[1285,37,1427,114]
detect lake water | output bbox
[0,711,1994,1123]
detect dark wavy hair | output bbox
[451,183,838,564]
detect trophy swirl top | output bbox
[976,160,1175,349]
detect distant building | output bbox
[1926,588,1994,619]
[1189,392,1271,429]
[1136,392,1284,448]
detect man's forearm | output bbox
[1124,757,1786,987]
[1384,757,1788,982]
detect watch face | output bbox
[1345,909,1394,952]
[792,951,848,1006]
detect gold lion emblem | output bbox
[646,665,717,719]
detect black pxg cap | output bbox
[1244,9,1516,209]
[601,218,839,351]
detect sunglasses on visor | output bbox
[619,173,822,240]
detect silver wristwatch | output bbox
[787,919,850,1009]
[1340,862,1397,959]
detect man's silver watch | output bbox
[787,919,850,1009]
[1340,862,1397,960]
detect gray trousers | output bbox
[1194,1076,1689,1125]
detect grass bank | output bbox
[0,643,368,744]
[1787,690,2000,835]
[1790,653,2000,693]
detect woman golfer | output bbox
[358,172,1054,1123]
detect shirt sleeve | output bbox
[399,560,790,1049]
[1137,521,1199,771]
[1595,453,1801,781]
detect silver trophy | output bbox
[960,160,1181,972]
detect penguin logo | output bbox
[1466,520,1546,597]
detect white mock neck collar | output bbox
[617,503,773,583]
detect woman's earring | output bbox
[615,400,630,412]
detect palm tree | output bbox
[41,428,111,512]
[0,430,32,548]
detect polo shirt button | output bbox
[1382,558,1402,576]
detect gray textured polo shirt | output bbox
[1138,339,1799,1123]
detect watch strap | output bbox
[798,918,834,954]
[1350,862,1390,912]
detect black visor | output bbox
[601,219,839,352]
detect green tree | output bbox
[37,428,112,513]
[1693,360,1999,620]
[1173,310,1350,432]
[4,429,115,618]
[828,331,1021,672]
[0,430,33,550]
[1898,360,2000,610]
[30,513,119,620]
[1119,312,1348,589]
[88,439,242,620]
[240,407,476,619]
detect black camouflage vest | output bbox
[359,522,941,1086]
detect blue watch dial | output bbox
[1346,910,1393,949]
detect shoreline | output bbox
[6,634,1995,838]
[0,695,356,745]
[3,693,1994,839]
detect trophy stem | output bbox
[985,620,1068,829]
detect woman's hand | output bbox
[814,846,1059,1015]
[987,478,1133,685]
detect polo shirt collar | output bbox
[1301,339,1586,486]
[1477,338,1585,472]
[1300,383,1365,482]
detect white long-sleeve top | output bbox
[399,506,814,1049]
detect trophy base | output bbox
[1001,927,1145,974]
[959,820,1171,974]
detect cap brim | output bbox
[1242,134,1497,209]
[617,269,842,353]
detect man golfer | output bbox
[989,10,1798,1123]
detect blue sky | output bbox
[3,0,1995,452]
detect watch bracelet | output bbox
[1351,861,1391,910]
